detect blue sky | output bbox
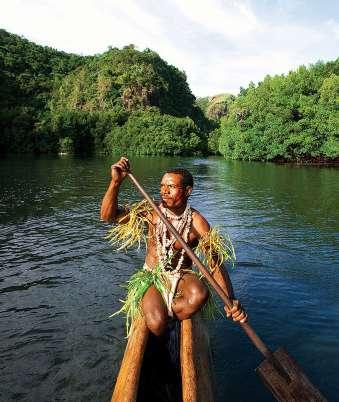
[1,0,338,97]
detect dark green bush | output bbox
[219,60,339,161]
[105,108,203,155]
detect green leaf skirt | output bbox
[111,265,222,336]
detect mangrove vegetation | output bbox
[218,61,339,162]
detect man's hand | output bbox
[224,299,248,323]
[111,156,130,183]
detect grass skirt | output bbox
[112,266,221,336]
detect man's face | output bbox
[160,173,191,209]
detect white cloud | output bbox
[1,0,338,96]
[173,0,262,38]
[100,0,165,39]
[327,19,339,39]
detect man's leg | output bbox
[141,285,168,336]
[171,273,208,320]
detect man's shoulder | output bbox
[191,208,210,233]
[191,207,207,220]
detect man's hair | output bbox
[165,168,193,188]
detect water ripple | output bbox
[0,155,338,402]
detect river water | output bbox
[0,155,338,402]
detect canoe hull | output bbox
[111,313,215,402]
[181,314,215,402]
[111,318,149,402]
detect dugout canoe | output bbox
[111,313,215,402]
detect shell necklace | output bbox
[155,203,192,272]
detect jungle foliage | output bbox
[0,29,86,153]
[218,60,339,161]
[105,108,204,155]
[1,29,338,161]
[0,31,204,155]
[195,94,235,154]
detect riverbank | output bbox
[2,151,339,167]
[273,156,339,167]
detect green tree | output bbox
[104,108,203,156]
[0,29,85,153]
[219,60,339,161]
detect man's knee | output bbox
[141,286,167,336]
[187,283,209,308]
[144,311,167,336]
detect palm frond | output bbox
[196,227,236,273]
[105,200,153,251]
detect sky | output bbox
[1,0,338,97]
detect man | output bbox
[100,157,247,336]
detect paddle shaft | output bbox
[127,172,273,360]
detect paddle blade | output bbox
[256,347,327,402]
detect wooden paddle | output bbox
[127,171,327,402]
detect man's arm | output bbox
[213,264,247,323]
[100,157,130,223]
[212,264,235,299]
[193,212,248,323]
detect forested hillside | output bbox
[0,29,86,153]
[0,30,208,155]
[45,44,207,155]
[195,94,234,154]
[1,29,337,161]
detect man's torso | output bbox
[144,205,207,270]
